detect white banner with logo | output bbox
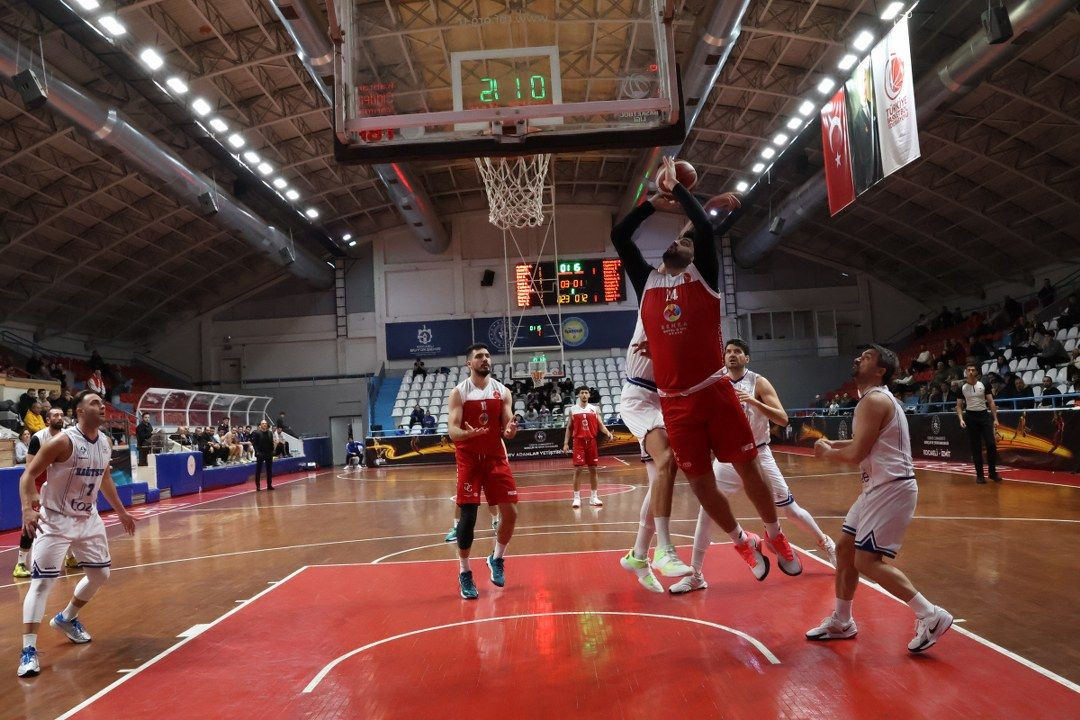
[872,15,920,177]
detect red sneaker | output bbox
[766,530,803,576]
[733,532,769,581]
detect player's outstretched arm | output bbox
[99,466,136,535]
[814,393,890,465]
[611,200,656,303]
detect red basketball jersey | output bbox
[569,403,600,439]
[639,263,724,396]
[453,377,510,458]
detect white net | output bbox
[474,154,551,230]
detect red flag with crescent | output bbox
[820,88,856,216]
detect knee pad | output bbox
[456,504,479,550]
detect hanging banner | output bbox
[844,55,884,196]
[820,88,857,216]
[872,15,921,177]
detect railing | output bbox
[193,371,375,388]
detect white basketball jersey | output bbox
[855,386,915,492]
[725,369,769,446]
[42,426,112,517]
[624,315,656,392]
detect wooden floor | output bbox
[0,451,1077,719]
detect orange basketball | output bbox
[656,159,697,194]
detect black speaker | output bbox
[481,269,496,287]
[197,191,219,216]
[768,216,786,235]
[278,245,295,265]
[982,1,1013,45]
[12,69,47,111]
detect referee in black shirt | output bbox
[956,364,1002,484]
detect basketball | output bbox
[655,159,697,194]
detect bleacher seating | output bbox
[379,355,628,433]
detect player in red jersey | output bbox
[446,343,519,599]
[610,155,801,580]
[563,387,615,508]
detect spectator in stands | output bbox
[1008,320,1037,359]
[54,388,73,414]
[275,411,290,433]
[1038,279,1055,308]
[946,359,964,382]
[1003,295,1023,324]
[421,411,436,434]
[932,305,954,331]
[17,388,37,420]
[1038,376,1061,408]
[136,412,153,467]
[88,349,105,373]
[927,383,944,408]
[252,420,275,490]
[23,401,45,433]
[413,358,427,379]
[915,384,932,413]
[25,354,44,377]
[1067,348,1080,384]
[86,369,106,395]
[15,430,30,464]
[198,426,227,466]
[524,405,539,424]
[839,392,857,413]
[549,387,563,406]
[237,426,254,460]
[62,408,74,427]
[1007,377,1035,410]
[220,426,242,462]
[913,314,929,337]
[1037,334,1069,371]
[1058,292,1080,329]
[932,361,950,386]
[47,358,66,388]
[826,397,839,415]
[967,335,992,364]
[409,403,425,428]
[345,438,364,467]
[910,344,933,373]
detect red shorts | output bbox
[572,437,599,467]
[455,452,518,505]
[659,378,758,476]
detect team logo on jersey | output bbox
[663,303,682,322]
[76,444,90,459]
[683,273,691,283]
[479,411,490,426]
[492,391,501,400]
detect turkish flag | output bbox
[820,88,856,216]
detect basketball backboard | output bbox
[333,0,684,163]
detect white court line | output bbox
[55,565,311,720]
[369,530,696,564]
[791,543,1080,694]
[302,610,779,693]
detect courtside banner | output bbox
[872,15,920,177]
[365,425,639,466]
[775,409,1079,472]
[820,88,856,216]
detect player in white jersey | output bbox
[671,340,837,593]
[13,409,67,579]
[617,315,694,592]
[16,391,137,678]
[807,345,952,654]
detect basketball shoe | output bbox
[908,607,953,653]
[819,536,837,567]
[733,532,769,580]
[51,613,91,644]
[651,546,693,577]
[486,554,505,587]
[806,613,858,641]
[458,571,478,600]
[669,572,708,594]
[444,526,457,543]
[12,562,30,579]
[17,647,39,678]
[765,530,802,576]
[619,551,663,593]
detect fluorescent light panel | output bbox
[853,30,875,51]
[838,53,857,71]
[772,133,789,145]
[816,77,836,94]
[242,151,260,164]
[285,189,300,200]
[165,76,188,94]
[305,208,319,219]
[191,97,212,116]
[752,162,765,173]
[735,181,749,192]
[208,117,228,133]
[227,133,245,148]
[98,15,126,36]
[881,2,905,20]
[798,100,815,116]
[760,147,776,159]
[139,48,164,70]
[75,0,100,9]
[786,117,802,130]
[272,177,288,189]
[257,162,273,176]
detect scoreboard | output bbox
[514,259,626,308]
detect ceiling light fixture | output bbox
[838,53,858,71]
[786,117,802,131]
[760,147,776,159]
[305,208,320,219]
[752,162,765,173]
[272,177,288,189]
[256,162,273,176]
[772,132,789,145]
[227,133,245,149]
[798,100,815,116]
[139,48,164,70]
[881,2,905,20]
[735,181,749,193]
[191,97,212,116]
[242,151,260,164]
[208,117,228,133]
[165,76,188,94]
[98,15,126,36]
[852,30,875,51]
[816,77,837,94]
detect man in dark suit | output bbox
[252,420,276,491]
[136,412,153,466]
[845,60,882,195]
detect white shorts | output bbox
[712,445,792,505]
[842,478,918,559]
[31,509,111,578]
[620,382,664,458]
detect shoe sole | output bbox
[17,668,39,678]
[806,630,858,641]
[748,553,770,581]
[909,616,953,653]
[651,562,695,578]
[777,559,803,576]
[669,581,707,595]
[459,591,478,600]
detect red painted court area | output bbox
[63,549,1077,720]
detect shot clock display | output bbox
[452,47,563,129]
[515,259,625,308]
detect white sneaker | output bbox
[17,647,39,678]
[806,613,857,641]
[908,607,953,653]
[651,546,694,577]
[669,572,708,594]
[589,495,603,507]
[571,495,581,509]
[619,551,664,594]
[50,612,91,644]
[819,536,837,567]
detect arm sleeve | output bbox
[671,183,719,292]
[610,201,657,303]
[28,436,41,454]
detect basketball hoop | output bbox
[474,154,551,230]
[530,368,547,385]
